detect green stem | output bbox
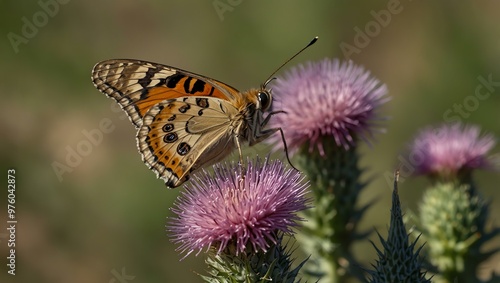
[295,138,368,282]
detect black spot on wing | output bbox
[196,98,209,108]
[175,76,206,95]
[155,77,167,87]
[191,79,205,94]
[177,142,191,156]
[164,133,178,143]
[166,73,184,88]
[183,77,192,93]
[178,103,190,113]
[140,88,149,99]
[162,123,174,132]
[138,67,157,89]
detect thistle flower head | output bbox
[409,123,497,179]
[268,58,389,156]
[168,158,309,258]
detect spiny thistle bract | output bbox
[367,172,431,283]
[201,238,306,283]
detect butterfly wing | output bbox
[137,96,240,188]
[92,59,241,128]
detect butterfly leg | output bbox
[235,134,245,167]
[233,133,249,185]
[276,127,298,171]
[259,110,286,128]
[250,127,298,171]
[249,110,298,170]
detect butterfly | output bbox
[91,37,317,188]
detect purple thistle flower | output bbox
[268,58,389,156]
[409,123,497,178]
[168,158,309,258]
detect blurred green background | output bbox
[1,1,499,282]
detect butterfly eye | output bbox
[258,91,271,110]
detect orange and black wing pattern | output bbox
[91,59,240,128]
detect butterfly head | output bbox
[256,76,277,111]
[257,85,273,111]
[258,90,272,111]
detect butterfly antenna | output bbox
[263,36,318,88]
